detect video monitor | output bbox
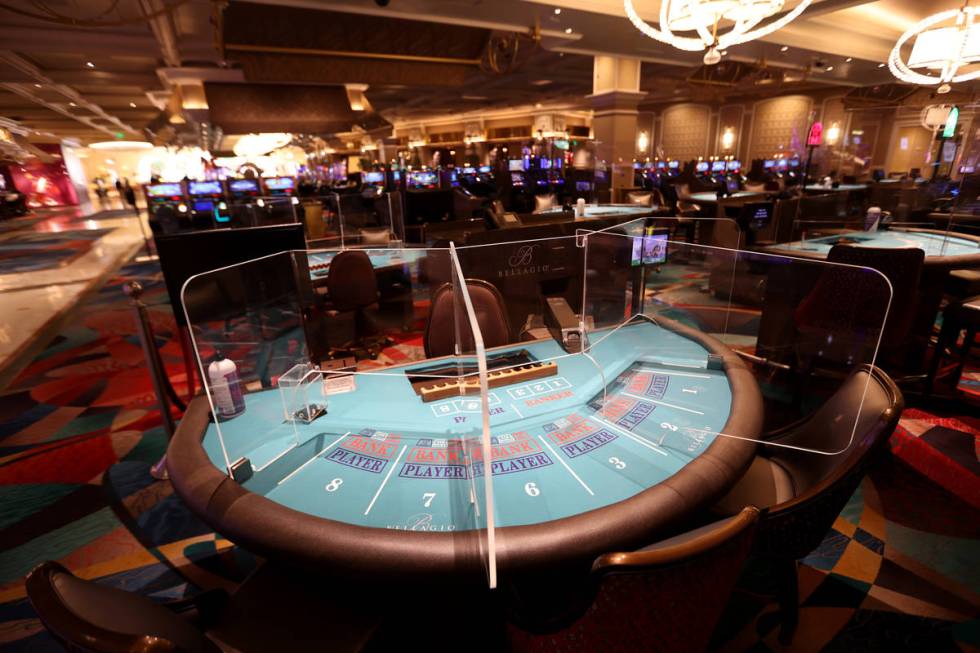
[657,161,667,169]
[696,162,710,173]
[461,167,476,175]
[763,159,775,169]
[188,180,223,196]
[264,177,295,191]
[478,165,492,173]
[229,179,259,194]
[363,172,385,184]
[633,162,643,169]
[727,160,740,171]
[726,178,740,194]
[510,172,525,185]
[789,158,800,168]
[192,200,214,212]
[541,159,553,170]
[668,160,679,170]
[711,161,726,172]
[147,183,184,198]
[553,158,563,169]
[508,159,525,172]
[594,169,608,183]
[740,202,772,231]
[631,232,668,266]
[409,171,438,187]
[777,159,788,170]
[575,181,592,192]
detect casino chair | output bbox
[424,279,511,358]
[506,506,761,653]
[325,250,392,360]
[26,561,382,653]
[793,245,924,377]
[533,193,557,213]
[626,190,664,208]
[712,365,903,644]
[358,227,390,246]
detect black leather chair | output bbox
[506,506,761,653]
[325,250,390,359]
[424,279,512,358]
[713,365,903,644]
[26,561,381,653]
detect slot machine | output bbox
[186,180,229,225]
[144,181,188,234]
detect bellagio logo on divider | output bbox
[499,244,549,278]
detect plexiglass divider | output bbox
[315,191,403,248]
[182,243,496,587]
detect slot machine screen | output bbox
[631,232,668,266]
[763,159,775,169]
[711,161,726,172]
[147,183,184,198]
[409,171,438,188]
[776,159,788,171]
[789,158,800,168]
[657,161,666,170]
[510,172,525,185]
[478,166,492,174]
[362,172,385,184]
[696,162,710,173]
[392,171,401,182]
[188,181,223,196]
[594,169,608,184]
[633,162,643,169]
[726,178,740,194]
[541,159,552,170]
[264,177,295,191]
[508,160,524,172]
[229,179,259,194]
[668,161,679,170]
[461,167,476,175]
[727,161,740,171]
[192,200,214,212]
[740,202,772,231]
[575,181,592,192]
[450,170,459,186]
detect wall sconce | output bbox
[825,122,841,145]
[721,127,735,151]
[637,130,649,152]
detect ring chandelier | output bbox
[889,2,980,94]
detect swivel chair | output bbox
[424,279,511,358]
[325,250,391,360]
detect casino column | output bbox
[588,56,647,203]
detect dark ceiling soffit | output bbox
[234,52,469,87]
[223,2,490,61]
[203,82,391,136]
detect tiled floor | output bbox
[0,215,976,651]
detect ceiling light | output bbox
[780,45,789,52]
[89,140,152,150]
[888,5,980,94]
[33,83,41,88]
[825,66,834,71]
[625,0,812,65]
[554,7,561,14]
[86,61,95,68]
[69,101,76,107]
[845,57,853,62]
[878,62,886,68]
[531,79,553,86]
[565,27,573,34]
[129,102,136,108]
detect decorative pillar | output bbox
[588,56,647,200]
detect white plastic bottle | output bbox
[208,352,245,419]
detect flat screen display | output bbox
[192,200,214,212]
[409,171,438,187]
[229,179,259,193]
[657,162,666,169]
[478,166,491,173]
[711,161,726,172]
[575,181,592,192]
[461,167,476,174]
[696,162,710,173]
[789,158,800,168]
[668,161,679,170]
[763,159,775,169]
[776,159,788,170]
[631,233,668,266]
[510,172,525,185]
[727,160,740,171]
[188,181,223,196]
[363,172,384,184]
[147,183,183,197]
[264,177,295,191]
[541,159,552,170]
[508,159,525,172]
[594,169,608,183]
[726,178,740,194]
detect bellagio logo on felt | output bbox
[386,513,456,531]
[500,244,549,277]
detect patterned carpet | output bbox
[0,235,977,650]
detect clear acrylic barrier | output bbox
[224,196,299,228]
[181,244,496,587]
[314,191,404,248]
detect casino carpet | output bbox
[0,252,978,651]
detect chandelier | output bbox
[624,0,812,65]
[888,3,980,94]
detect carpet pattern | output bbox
[0,226,977,651]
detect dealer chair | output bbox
[713,365,903,644]
[358,228,390,246]
[925,294,980,396]
[424,279,511,358]
[27,561,380,653]
[506,506,761,653]
[533,193,557,213]
[325,250,391,360]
